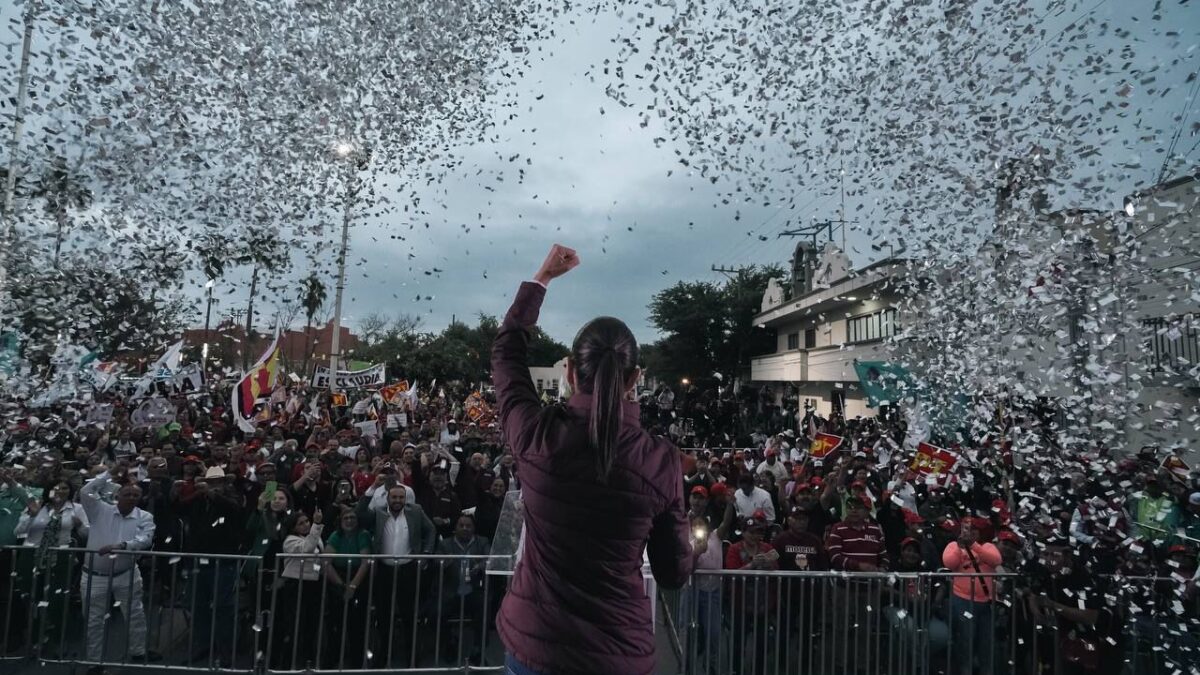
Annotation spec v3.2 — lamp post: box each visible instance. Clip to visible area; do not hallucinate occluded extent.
[328,141,359,394]
[201,279,215,372]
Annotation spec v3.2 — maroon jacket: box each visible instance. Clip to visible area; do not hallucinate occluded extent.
[492,282,694,675]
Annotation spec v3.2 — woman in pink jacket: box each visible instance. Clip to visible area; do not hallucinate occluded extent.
[942,516,1001,675]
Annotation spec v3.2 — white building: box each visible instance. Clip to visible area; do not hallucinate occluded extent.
[750,241,908,419]
[528,356,568,397]
[1122,171,1200,453]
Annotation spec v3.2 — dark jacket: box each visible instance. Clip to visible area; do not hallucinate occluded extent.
[355,497,436,557]
[491,282,694,675]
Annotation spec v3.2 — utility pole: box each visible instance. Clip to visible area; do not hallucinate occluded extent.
[1,0,40,324]
[839,158,847,251]
[710,264,752,280]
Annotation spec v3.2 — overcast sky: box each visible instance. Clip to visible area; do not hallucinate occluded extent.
[3,1,1197,351]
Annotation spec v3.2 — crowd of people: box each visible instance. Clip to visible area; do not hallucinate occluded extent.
[0,377,1198,674]
[0,383,515,673]
[673,402,1200,675]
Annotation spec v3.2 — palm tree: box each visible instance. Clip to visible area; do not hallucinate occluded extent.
[30,155,93,268]
[299,273,327,376]
[236,231,287,371]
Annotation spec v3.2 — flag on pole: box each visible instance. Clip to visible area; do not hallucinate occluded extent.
[132,340,184,399]
[173,363,205,394]
[910,442,960,486]
[808,432,844,459]
[231,333,281,433]
[853,360,915,407]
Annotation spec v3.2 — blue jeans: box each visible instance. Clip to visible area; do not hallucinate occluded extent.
[505,653,549,675]
[949,595,994,675]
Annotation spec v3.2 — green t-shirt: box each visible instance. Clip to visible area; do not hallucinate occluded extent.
[327,529,372,577]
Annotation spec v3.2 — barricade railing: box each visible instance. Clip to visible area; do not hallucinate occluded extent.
[664,569,1200,675]
[0,545,513,673]
[4,545,1197,675]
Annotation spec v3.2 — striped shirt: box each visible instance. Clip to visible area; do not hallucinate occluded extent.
[825,520,888,571]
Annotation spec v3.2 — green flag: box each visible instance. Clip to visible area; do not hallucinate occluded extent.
[0,332,20,376]
[853,360,915,407]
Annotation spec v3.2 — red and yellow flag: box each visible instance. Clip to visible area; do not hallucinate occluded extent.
[232,333,281,433]
[808,432,844,459]
[910,442,960,485]
[380,380,410,405]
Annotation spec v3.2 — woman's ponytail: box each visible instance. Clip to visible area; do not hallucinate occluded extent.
[571,317,638,484]
[589,350,624,483]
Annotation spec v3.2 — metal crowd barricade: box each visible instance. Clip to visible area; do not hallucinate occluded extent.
[267,551,510,673]
[0,544,515,673]
[669,569,1021,675]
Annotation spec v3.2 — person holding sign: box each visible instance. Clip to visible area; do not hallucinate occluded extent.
[491,244,695,675]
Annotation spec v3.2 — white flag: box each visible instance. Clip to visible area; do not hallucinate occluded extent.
[133,340,184,399]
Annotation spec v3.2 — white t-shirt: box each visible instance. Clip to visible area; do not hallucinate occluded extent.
[733,486,775,522]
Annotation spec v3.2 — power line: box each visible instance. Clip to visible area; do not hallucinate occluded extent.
[1156,71,1200,186]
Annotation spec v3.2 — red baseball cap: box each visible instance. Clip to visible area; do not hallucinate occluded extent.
[901,509,925,526]
[900,536,919,550]
[939,518,959,532]
[765,449,777,457]
[997,530,1021,545]
[709,483,730,498]
[690,485,709,498]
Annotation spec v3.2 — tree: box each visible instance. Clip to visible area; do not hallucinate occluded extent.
[29,155,92,268]
[646,265,782,387]
[299,273,327,376]
[235,231,289,370]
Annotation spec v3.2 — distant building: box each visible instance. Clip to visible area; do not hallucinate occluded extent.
[528,357,568,398]
[183,320,359,376]
[750,241,908,419]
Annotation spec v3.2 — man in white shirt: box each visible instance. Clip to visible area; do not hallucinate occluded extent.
[79,468,157,670]
[357,484,435,653]
[439,419,462,446]
[733,473,776,523]
[755,449,789,484]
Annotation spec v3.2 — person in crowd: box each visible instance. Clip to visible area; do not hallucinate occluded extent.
[685,455,716,493]
[356,484,436,664]
[439,418,462,447]
[1131,474,1179,544]
[325,507,373,669]
[475,476,508,542]
[826,494,888,572]
[685,510,725,673]
[271,509,327,670]
[943,516,1001,675]
[773,506,827,572]
[1024,538,1124,675]
[14,480,89,654]
[245,485,292,593]
[755,448,788,484]
[455,452,488,510]
[0,466,36,648]
[733,472,775,523]
[434,513,491,665]
[185,466,246,666]
[79,465,157,673]
[415,465,462,541]
[491,245,695,675]
[724,512,777,675]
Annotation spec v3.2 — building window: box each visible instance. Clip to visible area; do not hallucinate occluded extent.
[831,390,845,418]
[536,379,544,391]
[847,308,898,344]
[804,328,816,349]
[787,332,800,350]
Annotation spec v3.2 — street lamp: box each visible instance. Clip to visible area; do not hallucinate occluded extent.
[681,378,690,385]
[201,279,215,370]
[327,141,363,394]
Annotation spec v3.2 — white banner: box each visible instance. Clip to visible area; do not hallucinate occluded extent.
[311,364,386,389]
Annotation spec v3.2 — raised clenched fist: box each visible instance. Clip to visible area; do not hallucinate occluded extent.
[533,244,580,286]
